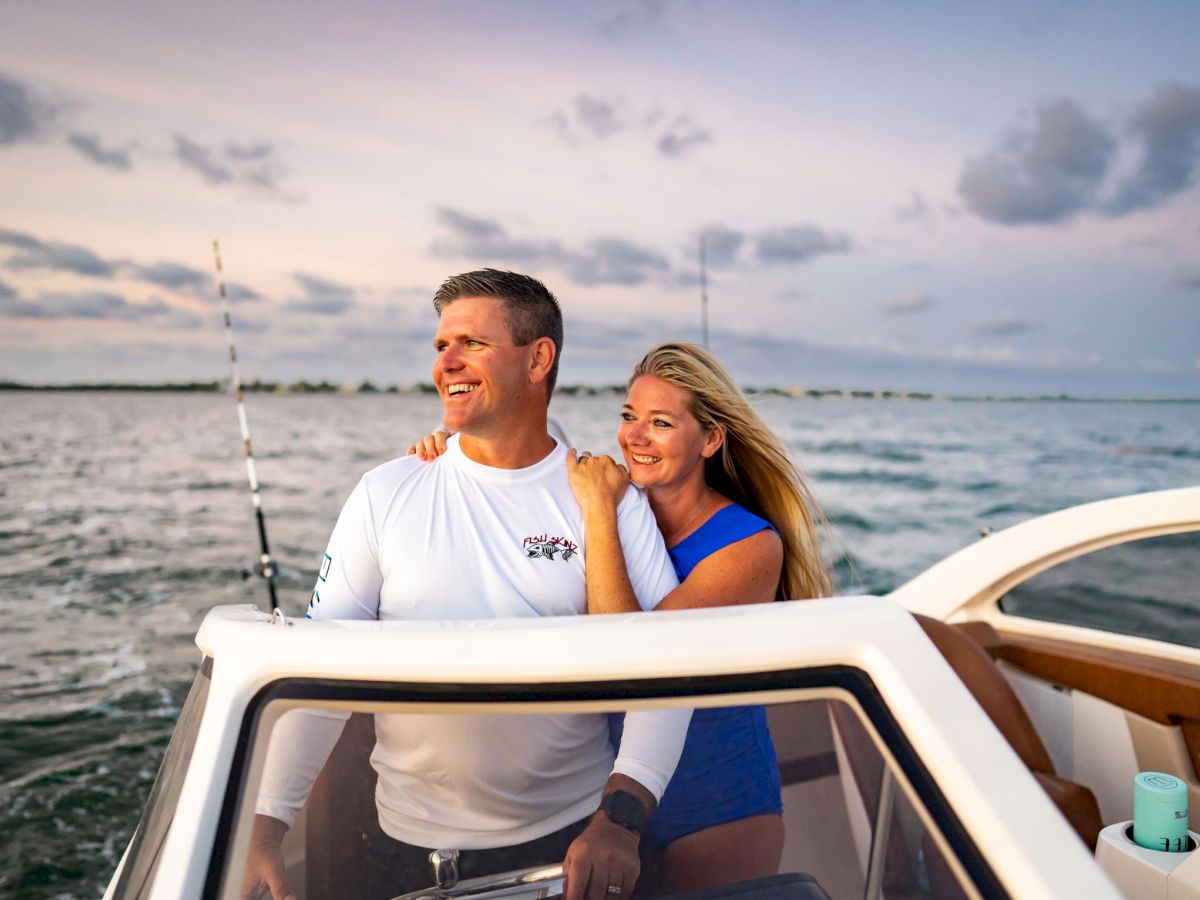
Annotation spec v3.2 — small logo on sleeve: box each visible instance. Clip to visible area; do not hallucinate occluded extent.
[523,534,579,562]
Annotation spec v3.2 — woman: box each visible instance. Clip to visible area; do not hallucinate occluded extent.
[409,342,831,891]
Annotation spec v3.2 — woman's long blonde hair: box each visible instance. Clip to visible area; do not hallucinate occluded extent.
[630,342,832,601]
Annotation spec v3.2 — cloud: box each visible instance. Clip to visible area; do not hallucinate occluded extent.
[0,73,53,146]
[972,316,1038,337]
[0,227,41,251]
[598,0,675,39]
[885,290,936,315]
[696,225,745,268]
[431,207,564,264]
[284,273,357,314]
[0,226,116,277]
[131,261,208,291]
[174,134,233,184]
[1179,274,1200,291]
[173,133,299,200]
[575,95,628,140]
[959,98,1114,225]
[0,290,178,321]
[1105,83,1200,215]
[544,94,636,146]
[225,141,273,161]
[545,94,711,159]
[756,224,852,264]
[894,190,930,221]
[130,260,261,301]
[224,282,262,302]
[564,237,670,286]
[431,208,672,287]
[0,277,14,299]
[657,116,711,158]
[67,132,133,170]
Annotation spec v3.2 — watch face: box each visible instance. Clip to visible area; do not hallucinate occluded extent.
[603,790,646,830]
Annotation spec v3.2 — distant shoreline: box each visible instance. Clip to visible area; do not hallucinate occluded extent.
[2,379,1197,403]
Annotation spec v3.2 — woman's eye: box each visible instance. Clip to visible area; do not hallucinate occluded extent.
[620,412,635,422]
[653,419,672,428]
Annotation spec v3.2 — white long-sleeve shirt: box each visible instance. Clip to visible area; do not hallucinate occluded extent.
[257,435,688,849]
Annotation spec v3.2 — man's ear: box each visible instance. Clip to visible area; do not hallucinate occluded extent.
[701,424,725,459]
[528,337,556,385]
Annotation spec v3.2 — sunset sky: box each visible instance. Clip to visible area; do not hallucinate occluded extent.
[2,0,1199,395]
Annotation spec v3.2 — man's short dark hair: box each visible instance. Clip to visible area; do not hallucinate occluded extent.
[433,269,564,396]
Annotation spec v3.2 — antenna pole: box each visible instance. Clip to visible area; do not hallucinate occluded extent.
[212,240,279,611]
[699,234,709,349]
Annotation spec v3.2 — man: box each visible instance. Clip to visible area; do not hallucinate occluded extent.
[242,269,686,900]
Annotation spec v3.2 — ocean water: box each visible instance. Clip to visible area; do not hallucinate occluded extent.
[1,391,1198,898]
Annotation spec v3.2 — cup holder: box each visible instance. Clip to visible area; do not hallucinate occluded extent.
[1124,823,1197,853]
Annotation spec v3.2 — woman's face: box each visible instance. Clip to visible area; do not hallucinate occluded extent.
[617,375,722,490]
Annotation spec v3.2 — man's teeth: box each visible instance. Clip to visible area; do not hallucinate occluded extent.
[448,384,478,395]
[632,454,661,464]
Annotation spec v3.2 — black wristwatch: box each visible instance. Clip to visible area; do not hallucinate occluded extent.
[599,790,647,834]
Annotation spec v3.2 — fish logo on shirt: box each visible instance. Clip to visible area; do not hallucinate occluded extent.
[523,534,578,562]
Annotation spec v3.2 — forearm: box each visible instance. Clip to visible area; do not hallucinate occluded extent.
[614,706,690,800]
[583,504,642,614]
[255,708,348,826]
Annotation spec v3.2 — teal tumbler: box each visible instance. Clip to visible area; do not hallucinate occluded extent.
[1133,771,1189,852]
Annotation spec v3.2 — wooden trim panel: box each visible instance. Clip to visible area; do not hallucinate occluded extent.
[955,621,1200,780]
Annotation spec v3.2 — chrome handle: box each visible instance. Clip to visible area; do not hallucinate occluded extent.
[429,848,460,889]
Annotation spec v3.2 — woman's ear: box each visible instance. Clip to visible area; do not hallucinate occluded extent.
[701,423,725,459]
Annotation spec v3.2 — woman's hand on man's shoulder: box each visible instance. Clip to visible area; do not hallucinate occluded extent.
[405,430,450,461]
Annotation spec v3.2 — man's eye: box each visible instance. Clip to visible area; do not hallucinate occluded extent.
[465,340,481,348]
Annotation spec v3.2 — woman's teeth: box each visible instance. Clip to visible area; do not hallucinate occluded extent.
[631,454,661,464]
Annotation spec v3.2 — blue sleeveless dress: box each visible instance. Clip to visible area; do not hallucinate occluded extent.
[612,503,783,847]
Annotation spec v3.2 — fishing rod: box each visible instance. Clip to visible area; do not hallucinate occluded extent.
[212,240,279,611]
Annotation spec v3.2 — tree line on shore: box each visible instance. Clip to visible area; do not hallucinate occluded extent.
[0,378,940,399]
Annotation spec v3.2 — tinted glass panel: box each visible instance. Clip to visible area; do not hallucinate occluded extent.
[225,694,981,900]
[999,532,1200,648]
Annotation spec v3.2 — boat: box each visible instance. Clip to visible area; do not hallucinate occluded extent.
[103,487,1200,899]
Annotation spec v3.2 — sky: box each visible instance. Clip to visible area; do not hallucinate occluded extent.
[1,0,1198,396]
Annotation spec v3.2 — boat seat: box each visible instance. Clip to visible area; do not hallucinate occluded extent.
[827,616,1103,898]
[304,712,378,900]
[913,615,1102,850]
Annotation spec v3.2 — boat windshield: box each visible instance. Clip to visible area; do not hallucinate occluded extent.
[206,670,996,900]
[111,656,212,900]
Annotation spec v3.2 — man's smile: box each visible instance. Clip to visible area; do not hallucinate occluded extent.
[447,383,479,396]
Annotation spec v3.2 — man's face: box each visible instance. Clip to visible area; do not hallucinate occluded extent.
[432,297,533,436]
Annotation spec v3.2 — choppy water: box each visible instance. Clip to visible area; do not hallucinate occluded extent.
[2,391,1198,898]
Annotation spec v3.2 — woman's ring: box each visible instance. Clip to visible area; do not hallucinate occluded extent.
[607,887,622,895]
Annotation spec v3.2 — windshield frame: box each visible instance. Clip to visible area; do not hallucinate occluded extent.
[112,655,213,900]
[206,664,1007,899]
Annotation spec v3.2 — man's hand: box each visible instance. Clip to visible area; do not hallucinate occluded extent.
[240,814,296,900]
[562,814,641,900]
[564,776,655,900]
